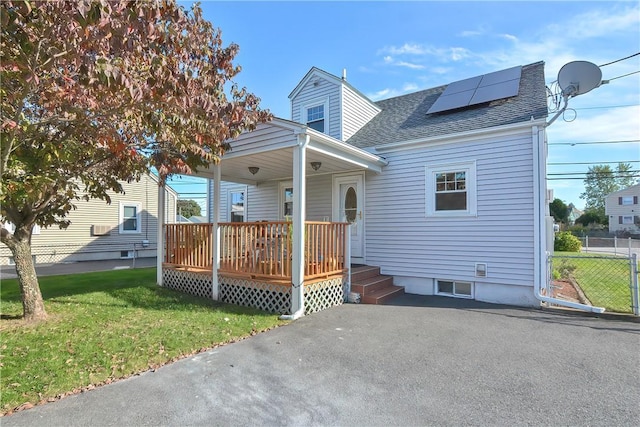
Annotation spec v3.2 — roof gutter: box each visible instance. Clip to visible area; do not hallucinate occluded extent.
[531,124,605,313]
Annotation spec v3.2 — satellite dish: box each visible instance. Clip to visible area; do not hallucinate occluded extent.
[557,61,602,97]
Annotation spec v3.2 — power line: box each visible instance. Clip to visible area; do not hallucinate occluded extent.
[547,175,640,180]
[548,170,640,176]
[548,161,640,165]
[549,139,639,146]
[570,104,638,111]
[599,52,640,67]
[606,70,640,81]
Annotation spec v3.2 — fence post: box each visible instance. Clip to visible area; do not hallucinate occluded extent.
[629,237,632,258]
[614,235,617,255]
[585,236,589,253]
[631,253,639,316]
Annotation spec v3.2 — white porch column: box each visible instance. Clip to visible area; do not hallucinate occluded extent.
[289,133,309,318]
[211,164,221,300]
[156,183,165,287]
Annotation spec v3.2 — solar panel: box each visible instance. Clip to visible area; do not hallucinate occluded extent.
[427,66,522,114]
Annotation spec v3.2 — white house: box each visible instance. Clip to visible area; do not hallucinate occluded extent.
[605,184,640,234]
[161,61,574,316]
[1,173,178,265]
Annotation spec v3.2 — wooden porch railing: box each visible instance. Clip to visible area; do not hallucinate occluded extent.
[164,221,348,281]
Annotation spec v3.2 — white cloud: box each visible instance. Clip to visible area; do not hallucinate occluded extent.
[395,61,425,70]
[450,47,470,61]
[403,82,418,92]
[379,43,429,56]
[500,33,518,42]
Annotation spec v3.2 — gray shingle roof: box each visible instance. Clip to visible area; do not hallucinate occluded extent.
[346,62,548,148]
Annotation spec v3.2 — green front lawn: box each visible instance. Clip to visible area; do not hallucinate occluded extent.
[0,268,286,413]
[554,252,637,313]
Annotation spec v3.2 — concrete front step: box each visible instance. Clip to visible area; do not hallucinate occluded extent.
[350,265,405,305]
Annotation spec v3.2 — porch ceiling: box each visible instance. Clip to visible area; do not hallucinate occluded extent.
[191,118,387,185]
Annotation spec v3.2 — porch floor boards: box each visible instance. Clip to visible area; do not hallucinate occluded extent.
[351,265,405,304]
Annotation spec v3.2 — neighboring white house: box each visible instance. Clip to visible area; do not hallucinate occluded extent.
[1,173,178,265]
[190,62,553,308]
[605,184,640,234]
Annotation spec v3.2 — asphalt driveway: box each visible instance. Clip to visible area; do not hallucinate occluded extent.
[3,296,639,426]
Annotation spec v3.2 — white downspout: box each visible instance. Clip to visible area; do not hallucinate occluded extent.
[211,165,221,301]
[280,133,309,320]
[532,125,605,313]
[156,183,165,287]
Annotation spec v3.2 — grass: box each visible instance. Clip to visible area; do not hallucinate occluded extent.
[0,268,287,413]
[554,252,637,313]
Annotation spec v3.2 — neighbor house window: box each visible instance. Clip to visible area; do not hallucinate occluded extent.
[621,216,634,225]
[426,161,477,216]
[620,196,637,205]
[119,202,141,233]
[229,190,245,222]
[436,280,473,298]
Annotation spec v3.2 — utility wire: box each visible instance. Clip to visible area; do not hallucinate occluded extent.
[548,169,639,175]
[570,104,638,110]
[548,161,640,165]
[606,70,640,81]
[549,139,639,145]
[599,52,640,67]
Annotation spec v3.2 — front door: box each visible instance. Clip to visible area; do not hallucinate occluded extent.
[333,174,364,259]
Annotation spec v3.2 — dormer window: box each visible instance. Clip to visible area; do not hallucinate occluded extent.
[306,105,324,132]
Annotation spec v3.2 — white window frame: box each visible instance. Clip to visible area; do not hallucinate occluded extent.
[119,202,142,234]
[228,187,247,223]
[622,215,634,224]
[279,181,294,220]
[621,196,634,205]
[2,222,40,235]
[301,96,329,134]
[425,161,477,217]
[435,279,474,299]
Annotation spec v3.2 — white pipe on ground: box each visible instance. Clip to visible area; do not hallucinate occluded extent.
[531,125,605,314]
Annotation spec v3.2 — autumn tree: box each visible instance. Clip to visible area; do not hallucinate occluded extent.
[0,1,271,321]
[177,199,202,218]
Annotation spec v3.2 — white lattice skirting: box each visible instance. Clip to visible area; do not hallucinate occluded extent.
[163,269,213,299]
[162,268,344,315]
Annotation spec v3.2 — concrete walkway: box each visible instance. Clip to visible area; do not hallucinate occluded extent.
[3,296,639,426]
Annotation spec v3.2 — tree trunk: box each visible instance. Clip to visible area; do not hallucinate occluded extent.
[8,237,47,321]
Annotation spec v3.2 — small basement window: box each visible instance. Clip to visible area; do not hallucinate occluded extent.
[120,250,134,259]
[436,280,473,298]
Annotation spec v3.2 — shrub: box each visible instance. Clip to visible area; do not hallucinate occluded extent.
[554,231,582,252]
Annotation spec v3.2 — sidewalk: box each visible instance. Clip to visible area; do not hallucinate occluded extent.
[0,257,157,280]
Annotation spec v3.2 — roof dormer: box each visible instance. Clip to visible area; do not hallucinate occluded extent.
[289,67,381,142]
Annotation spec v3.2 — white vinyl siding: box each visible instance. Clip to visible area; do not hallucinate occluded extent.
[341,85,380,141]
[365,130,536,288]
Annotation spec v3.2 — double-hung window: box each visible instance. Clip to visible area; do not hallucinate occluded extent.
[119,202,141,233]
[426,161,477,216]
[306,105,324,132]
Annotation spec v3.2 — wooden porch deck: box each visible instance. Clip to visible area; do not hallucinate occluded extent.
[163,221,349,284]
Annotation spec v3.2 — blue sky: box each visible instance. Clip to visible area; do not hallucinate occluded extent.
[170,0,640,214]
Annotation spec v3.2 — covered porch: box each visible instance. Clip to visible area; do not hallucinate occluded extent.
[156,118,387,316]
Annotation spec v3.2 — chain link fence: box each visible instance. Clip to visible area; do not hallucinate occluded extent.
[1,241,157,265]
[548,253,639,315]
